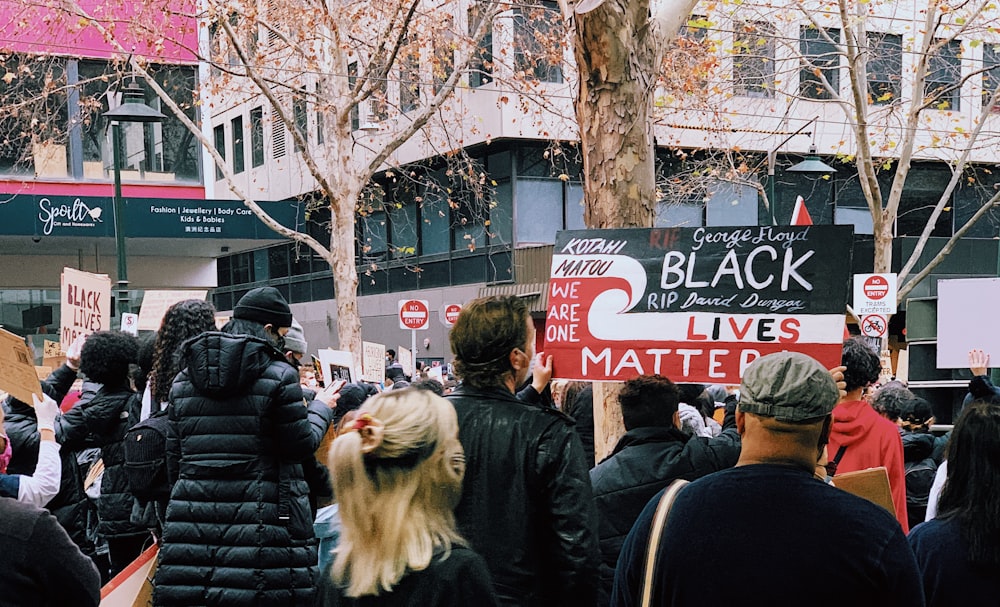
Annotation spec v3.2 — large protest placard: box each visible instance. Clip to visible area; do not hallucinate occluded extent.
[361,341,386,384]
[0,328,43,404]
[61,267,111,353]
[318,348,354,384]
[544,226,854,383]
[137,290,208,331]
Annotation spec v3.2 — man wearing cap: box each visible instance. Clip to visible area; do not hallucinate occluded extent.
[154,287,336,606]
[283,319,308,367]
[611,352,923,607]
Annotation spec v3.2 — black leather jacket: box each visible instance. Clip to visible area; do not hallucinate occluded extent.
[448,386,600,607]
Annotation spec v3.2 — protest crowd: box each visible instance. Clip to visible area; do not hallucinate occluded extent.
[0,289,997,606]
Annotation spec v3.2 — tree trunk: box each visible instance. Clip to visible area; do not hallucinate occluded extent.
[329,193,363,362]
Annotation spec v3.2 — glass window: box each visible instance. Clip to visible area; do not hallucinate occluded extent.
[217,255,232,287]
[433,17,455,94]
[733,21,775,98]
[400,36,420,112]
[705,180,758,226]
[421,178,451,255]
[360,210,388,262]
[231,115,245,174]
[656,202,703,228]
[213,124,225,180]
[513,0,563,83]
[982,43,1000,110]
[290,245,313,276]
[895,167,953,237]
[388,201,417,259]
[315,80,325,145]
[250,106,264,167]
[268,244,290,278]
[565,182,585,230]
[800,27,841,100]
[231,252,253,284]
[348,62,360,131]
[468,3,493,87]
[293,90,307,151]
[491,180,514,245]
[867,33,902,105]
[515,178,563,244]
[926,39,962,111]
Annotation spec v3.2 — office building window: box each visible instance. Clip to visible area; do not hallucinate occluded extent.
[213,124,225,179]
[984,44,1000,110]
[513,0,563,83]
[231,115,244,174]
[733,21,775,98]
[800,26,841,99]
[926,39,962,110]
[468,3,493,87]
[867,33,902,104]
[250,106,264,167]
[293,90,307,151]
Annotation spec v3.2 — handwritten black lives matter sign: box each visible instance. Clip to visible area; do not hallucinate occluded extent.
[543,226,854,383]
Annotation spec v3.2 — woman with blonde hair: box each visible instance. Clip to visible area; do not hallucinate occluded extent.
[318,388,498,606]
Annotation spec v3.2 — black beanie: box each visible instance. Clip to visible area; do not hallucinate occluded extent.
[233,287,293,328]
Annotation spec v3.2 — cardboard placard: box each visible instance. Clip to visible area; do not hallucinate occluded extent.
[833,466,896,518]
[137,290,208,331]
[544,226,854,383]
[936,277,1000,368]
[0,327,43,405]
[60,267,111,353]
[317,348,354,385]
[100,543,157,606]
[361,341,386,384]
[43,340,62,357]
[397,347,413,378]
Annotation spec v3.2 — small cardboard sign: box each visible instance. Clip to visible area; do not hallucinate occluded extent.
[137,290,208,331]
[0,327,43,405]
[398,347,413,378]
[120,313,139,336]
[317,348,354,384]
[43,340,62,358]
[361,341,386,384]
[60,267,111,353]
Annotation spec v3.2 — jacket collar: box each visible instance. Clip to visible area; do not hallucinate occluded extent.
[610,426,689,456]
[449,384,521,404]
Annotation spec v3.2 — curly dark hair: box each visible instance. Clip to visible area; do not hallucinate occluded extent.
[150,299,217,404]
[841,337,881,393]
[449,296,530,390]
[619,375,680,430]
[79,331,139,386]
[870,381,912,422]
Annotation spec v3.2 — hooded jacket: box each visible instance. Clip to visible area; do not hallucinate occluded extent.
[447,385,600,607]
[154,332,323,607]
[828,399,909,532]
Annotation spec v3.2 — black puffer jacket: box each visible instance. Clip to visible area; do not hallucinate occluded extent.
[3,364,93,556]
[58,383,146,539]
[448,386,600,607]
[154,332,322,607]
[589,410,740,605]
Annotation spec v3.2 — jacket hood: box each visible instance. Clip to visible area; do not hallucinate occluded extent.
[901,431,935,461]
[831,399,883,448]
[181,332,285,397]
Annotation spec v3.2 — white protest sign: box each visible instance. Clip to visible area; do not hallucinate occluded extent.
[121,313,139,336]
[60,267,111,353]
[937,277,1000,368]
[361,341,386,384]
[137,290,208,331]
[318,348,354,385]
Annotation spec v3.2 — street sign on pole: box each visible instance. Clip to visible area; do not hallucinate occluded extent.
[440,303,462,327]
[398,299,430,331]
[853,273,897,315]
[860,314,887,338]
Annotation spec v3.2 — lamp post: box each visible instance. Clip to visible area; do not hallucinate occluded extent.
[765,118,837,225]
[102,81,165,317]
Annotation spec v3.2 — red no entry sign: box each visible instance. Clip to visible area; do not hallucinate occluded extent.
[398,299,429,330]
[863,276,889,300]
[442,303,462,327]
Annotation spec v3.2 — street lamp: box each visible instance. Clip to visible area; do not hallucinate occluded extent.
[766,125,837,225]
[102,81,165,317]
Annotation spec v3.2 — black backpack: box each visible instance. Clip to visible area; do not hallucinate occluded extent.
[904,456,937,529]
[123,409,171,502]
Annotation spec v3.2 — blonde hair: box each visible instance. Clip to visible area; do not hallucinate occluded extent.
[329,388,465,597]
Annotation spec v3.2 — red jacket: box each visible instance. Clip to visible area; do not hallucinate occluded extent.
[828,399,909,533]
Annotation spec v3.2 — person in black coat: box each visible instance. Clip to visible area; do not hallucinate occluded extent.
[57,330,148,576]
[447,296,600,607]
[154,287,334,607]
[589,375,741,605]
[0,495,101,606]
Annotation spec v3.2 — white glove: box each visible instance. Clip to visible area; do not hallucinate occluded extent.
[32,393,59,433]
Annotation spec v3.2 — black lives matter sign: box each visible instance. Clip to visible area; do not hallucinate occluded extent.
[544,225,854,383]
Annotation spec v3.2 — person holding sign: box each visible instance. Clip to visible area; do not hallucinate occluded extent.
[447,295,599,607]
[0,393,62,507]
